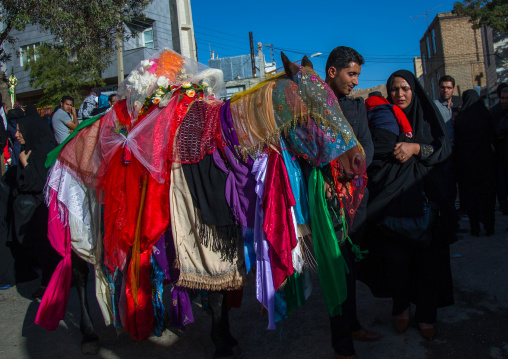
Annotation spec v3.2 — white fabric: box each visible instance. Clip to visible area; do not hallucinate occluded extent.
[290,207,304,274]
[45,159,114,325]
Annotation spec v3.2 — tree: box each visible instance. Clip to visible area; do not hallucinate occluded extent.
[24,43,104,106]
[453,0,508,33]
[1,0,153,74]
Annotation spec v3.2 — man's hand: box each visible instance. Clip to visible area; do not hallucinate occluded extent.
[324,180,346,200]
[71,106,77,117]
[19,150,31,167]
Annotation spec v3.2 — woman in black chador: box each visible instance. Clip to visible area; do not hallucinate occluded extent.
[454,90,496,236]
[13,111,60,298]
[359,70,457,341]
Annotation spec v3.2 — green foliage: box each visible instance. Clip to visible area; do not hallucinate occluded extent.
[453,0,508,33]
[1,0,153,107]
[1,0,153,79]
[24,43,105,107]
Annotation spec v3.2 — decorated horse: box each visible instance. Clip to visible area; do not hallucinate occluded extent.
[36,48,367,358]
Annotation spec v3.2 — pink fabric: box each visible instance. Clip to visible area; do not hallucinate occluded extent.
[262,152,297,290]
[35,190,72,331]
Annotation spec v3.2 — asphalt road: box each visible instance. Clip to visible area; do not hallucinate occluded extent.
[1,212,507,359]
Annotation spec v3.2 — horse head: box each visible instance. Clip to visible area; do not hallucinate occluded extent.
[279,52,365,179]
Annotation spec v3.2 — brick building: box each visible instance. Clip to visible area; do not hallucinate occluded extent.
[419,12,488,101]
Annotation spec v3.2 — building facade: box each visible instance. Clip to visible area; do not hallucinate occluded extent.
[2,0,196,104]
[419,12,488,101]
[208,54,263,100]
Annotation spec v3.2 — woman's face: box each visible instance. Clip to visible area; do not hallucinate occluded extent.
[15,124,25,145]
[390,76,413,110]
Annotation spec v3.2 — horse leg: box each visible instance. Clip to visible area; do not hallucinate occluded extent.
[72,251,100,355]
[208,290,241,359]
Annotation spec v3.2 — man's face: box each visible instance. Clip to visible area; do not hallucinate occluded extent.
[109,95,117,106]
[501,91,508,111]
[326,62,361,97]
[439,81,454,101]
[61,99,73,113]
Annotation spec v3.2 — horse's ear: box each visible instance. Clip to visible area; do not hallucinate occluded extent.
[281,52,300,79]
[301,55,313,69]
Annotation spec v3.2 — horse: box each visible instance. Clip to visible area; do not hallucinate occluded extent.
[39,50,366,359]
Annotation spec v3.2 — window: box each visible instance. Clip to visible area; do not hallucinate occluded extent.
[430,77,436,100]
[431,30,437,54]
[426,37,431,59]
[422,56,426,75]
[126,19,155,49]
[142,28,154,49]
[19,43,40,67]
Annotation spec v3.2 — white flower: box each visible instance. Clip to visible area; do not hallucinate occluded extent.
[156,89,165,96]
[157,76,170,88]
[182,82,192,89]
[202,81,209,88]
[186,89,196,98]
[140,59,154,70]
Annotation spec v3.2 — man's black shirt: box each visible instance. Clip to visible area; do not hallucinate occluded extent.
[338,96,374,167]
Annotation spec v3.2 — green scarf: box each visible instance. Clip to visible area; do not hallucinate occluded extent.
[45,113,103,168]
[284,271,306,316]
[309,167,348,317]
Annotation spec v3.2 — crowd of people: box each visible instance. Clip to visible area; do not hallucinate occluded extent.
[0,45,507,359]
[0,91,116,297]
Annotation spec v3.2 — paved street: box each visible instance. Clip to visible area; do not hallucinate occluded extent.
[1,212,508,359]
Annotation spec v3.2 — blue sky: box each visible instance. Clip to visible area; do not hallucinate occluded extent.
[191,0,460,90]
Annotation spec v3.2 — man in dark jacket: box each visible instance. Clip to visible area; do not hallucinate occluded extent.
[324,46,376,359]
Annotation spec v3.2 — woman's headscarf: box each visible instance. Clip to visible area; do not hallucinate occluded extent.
[16,116,55,192]
[454,89,494,177]
[24,104,40,119]
[460,89,480,111]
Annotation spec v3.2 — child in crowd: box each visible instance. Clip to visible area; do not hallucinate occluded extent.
[365,94,413,140]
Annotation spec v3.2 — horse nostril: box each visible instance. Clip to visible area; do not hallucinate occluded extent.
[352,154,363,173]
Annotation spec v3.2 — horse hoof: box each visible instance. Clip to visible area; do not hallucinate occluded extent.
[81,333,100,355]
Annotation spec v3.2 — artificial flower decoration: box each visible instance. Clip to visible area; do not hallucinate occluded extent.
[157,76,170,88]
[186,89,196,98]
[140,59,154,69]
[182,82,192,89]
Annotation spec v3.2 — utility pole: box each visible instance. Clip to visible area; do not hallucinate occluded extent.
[257,42,265,78]
[116,19,124,86]
[410,5,443,26]
[249,32,256,77]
